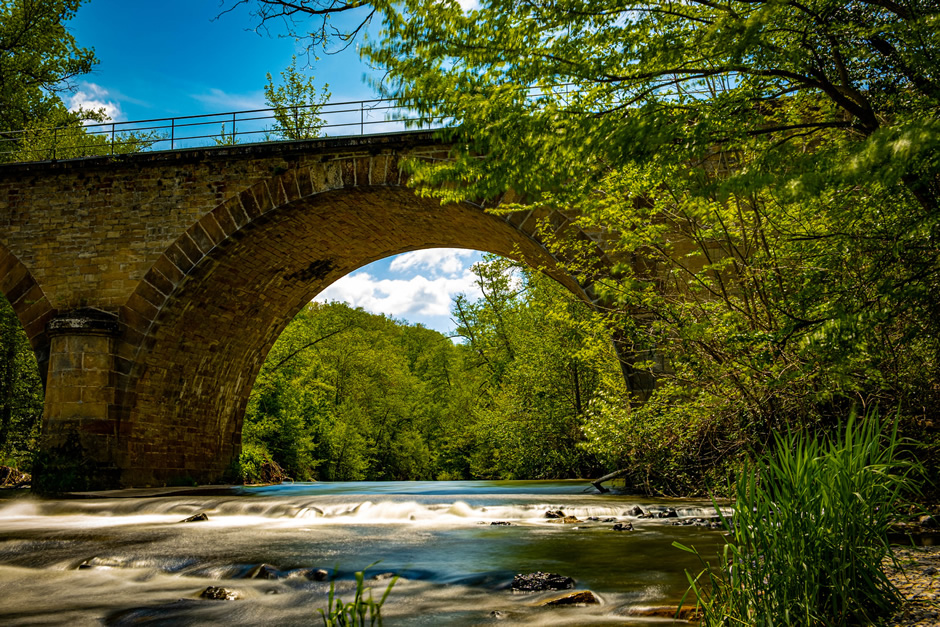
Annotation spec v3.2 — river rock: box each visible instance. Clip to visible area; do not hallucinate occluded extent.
[548,516,581,524]
[490,521,512,526]
[539,590,599,606]
[200,586,238,601]
[0,466,30,488]
[288,567,329,581]
[658,508,679,519]
[489,610,507,619]
[612,522,633,531]
[623,505,645,517]
[246,563,281,579]
[919,514,938,529]
[511,572,575,592]
[179,513,208,523]
[544,510,565,519]
[627,606,702,620]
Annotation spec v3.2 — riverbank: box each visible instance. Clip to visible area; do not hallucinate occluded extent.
[887,546,940,627]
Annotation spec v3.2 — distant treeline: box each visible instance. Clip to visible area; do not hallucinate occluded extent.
[242,256,623,483]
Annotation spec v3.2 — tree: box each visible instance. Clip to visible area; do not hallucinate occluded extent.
[236,0,940,491]
[0,0,96,133]
[0,295,43,468]
[452,256,622,479]
[264,55,331,140]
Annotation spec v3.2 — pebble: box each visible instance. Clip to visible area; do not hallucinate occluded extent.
[885,546,940,627]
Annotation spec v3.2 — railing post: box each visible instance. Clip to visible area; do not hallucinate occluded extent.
[111,123,115,156]
[232,112,237,143]
[361,101,365,135]
[52,126,57,161]
[171,118,175,150]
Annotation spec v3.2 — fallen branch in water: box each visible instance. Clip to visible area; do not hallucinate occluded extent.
[591,468,630,493]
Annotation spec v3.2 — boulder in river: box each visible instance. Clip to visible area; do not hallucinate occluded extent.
[490,521,512,526]
[511,572,575,592]
[0,466,30,488]
[623,505,645,517]
[612,522,633,531]
[179,513,208,523]
[246,563,281,579]
[547,516,581,524]
[200,586,238,601]
[539,590,599,606]
[658,508,679,519]
[544,510,565,519]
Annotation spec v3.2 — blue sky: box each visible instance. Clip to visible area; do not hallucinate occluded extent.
[68,0,483,334]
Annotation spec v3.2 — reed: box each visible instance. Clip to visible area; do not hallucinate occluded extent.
[318,563,398,627]
[676,411,920,626]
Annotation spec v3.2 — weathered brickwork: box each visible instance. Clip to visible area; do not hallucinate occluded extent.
[0,132,613,489]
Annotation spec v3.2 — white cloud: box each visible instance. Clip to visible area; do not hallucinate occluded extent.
[192,88,266,112]
[68,82,124,121]
[314,270,481,318]
[389,248,476,277]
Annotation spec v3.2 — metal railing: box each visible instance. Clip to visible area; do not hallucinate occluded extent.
[0,97,445,163]
[0,81,722,164]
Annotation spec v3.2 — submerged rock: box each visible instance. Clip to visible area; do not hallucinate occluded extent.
[288,567,329,581]
[547,516,581,524]
[200,586,238,601]
[539,590,599,606]
[612,522,633,531]
[179,513,208,523]
[626,606,702,621]
[245,563,281,579]
[511,572,575,592]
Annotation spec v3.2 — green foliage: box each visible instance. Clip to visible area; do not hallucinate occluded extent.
[676,412,920,626]
[0,294,43,471]
[7,106,163,161]
[350,0,940,492]
[0,0,96,134]
[244,301,474,481]
[242,259,622,483]
[318,564,397,627]
[453,256,623,479]
[264,55,330,140]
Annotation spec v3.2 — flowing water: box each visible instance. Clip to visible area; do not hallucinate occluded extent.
[0,481,730,625]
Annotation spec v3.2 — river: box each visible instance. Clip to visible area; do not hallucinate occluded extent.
[0,480,730,625]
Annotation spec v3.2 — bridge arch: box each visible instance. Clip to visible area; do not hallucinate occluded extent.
[0,240,54,381]
[111,160,610,486]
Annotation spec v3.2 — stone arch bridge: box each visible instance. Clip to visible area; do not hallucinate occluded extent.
[0,131,646,490]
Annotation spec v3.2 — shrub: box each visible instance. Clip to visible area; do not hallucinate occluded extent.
[677,411,920,626]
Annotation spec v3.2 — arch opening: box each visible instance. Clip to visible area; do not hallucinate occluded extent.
[240,247,625,483]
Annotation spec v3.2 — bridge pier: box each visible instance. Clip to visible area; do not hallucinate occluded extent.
[35,308,123,491]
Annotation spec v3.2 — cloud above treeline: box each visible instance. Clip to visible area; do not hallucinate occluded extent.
[314,248,482,321]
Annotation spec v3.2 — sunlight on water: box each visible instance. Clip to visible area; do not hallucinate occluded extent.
[0,481,730,625]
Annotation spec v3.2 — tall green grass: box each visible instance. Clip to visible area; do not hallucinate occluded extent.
[318,564,398,627]
[677,412,920,626]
